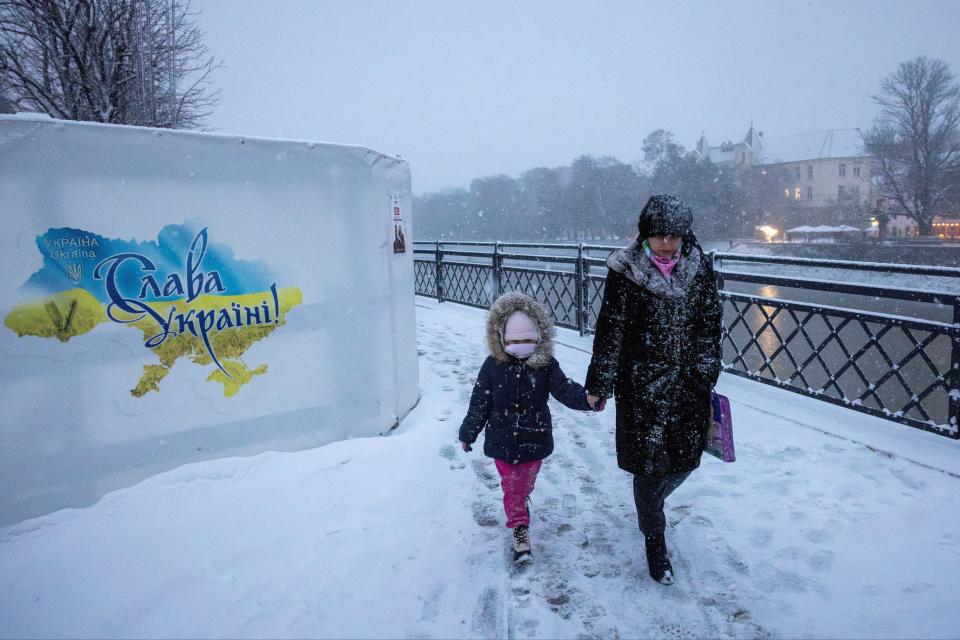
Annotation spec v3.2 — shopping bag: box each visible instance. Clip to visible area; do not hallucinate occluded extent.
[704,391,735,462]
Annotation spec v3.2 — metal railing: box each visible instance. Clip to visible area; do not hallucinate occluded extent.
[413,240,960,439]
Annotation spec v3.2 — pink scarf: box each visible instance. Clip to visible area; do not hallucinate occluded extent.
[649,250,680,280]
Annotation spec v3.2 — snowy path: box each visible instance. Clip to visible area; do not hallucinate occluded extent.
[2,297,960,638]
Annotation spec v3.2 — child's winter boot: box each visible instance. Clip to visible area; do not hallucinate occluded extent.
[645,532,674,585]
[512,525,532,562]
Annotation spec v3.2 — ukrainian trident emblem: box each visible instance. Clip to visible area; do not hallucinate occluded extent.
[67,263,83,283]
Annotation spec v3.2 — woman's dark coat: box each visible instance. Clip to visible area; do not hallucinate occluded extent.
[459,292,592,464]
[586,242,722,478]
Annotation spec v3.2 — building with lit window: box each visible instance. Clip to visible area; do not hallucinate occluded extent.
[694,126,875,226]
[863,214,917,239]
[862,214,960,240]
[931,216,960,239]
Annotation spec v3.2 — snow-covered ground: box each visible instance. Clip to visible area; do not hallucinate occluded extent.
[2,297,960,639]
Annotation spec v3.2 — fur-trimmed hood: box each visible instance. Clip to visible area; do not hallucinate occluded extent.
[606,240,704,299]
[486,292,556,368]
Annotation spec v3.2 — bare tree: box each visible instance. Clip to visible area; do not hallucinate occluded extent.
[641,129,682,168]
[0,0,220,129]
[863,56,960,235]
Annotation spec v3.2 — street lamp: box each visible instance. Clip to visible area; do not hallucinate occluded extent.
[756,225,779,242]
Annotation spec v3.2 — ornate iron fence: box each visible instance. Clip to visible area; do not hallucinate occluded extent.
[414,240,960,439]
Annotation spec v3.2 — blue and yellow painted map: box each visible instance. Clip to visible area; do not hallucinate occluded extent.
[4,223,302,397]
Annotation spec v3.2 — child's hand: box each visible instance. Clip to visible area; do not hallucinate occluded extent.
[587,394,606,412]
[461,441,472,452]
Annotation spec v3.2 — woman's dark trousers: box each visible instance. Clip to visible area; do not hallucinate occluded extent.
[632,471,691,539]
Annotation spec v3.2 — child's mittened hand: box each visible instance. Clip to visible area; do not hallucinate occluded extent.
[461,441,472,452]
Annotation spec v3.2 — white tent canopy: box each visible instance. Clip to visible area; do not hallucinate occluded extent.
[788,225,862,234]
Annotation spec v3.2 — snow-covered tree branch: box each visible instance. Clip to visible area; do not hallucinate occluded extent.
[0,0,221,129]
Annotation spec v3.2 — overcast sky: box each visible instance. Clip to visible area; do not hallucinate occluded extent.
[194,0,960,194]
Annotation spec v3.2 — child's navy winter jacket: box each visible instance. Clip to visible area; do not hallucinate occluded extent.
[458,292,591,464]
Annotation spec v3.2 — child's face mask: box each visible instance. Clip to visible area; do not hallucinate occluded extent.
[505,341,537,358]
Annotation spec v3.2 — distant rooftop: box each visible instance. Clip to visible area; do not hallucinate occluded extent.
[695,126,867,166]
[758,129,866,164]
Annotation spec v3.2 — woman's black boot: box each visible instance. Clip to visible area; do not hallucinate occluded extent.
[645,532,674,585]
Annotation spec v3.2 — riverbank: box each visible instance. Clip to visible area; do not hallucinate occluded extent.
[730,240,960,269]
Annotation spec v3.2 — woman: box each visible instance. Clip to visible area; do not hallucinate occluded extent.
[586,194,722,585]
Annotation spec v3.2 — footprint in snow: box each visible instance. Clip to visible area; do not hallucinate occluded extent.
[583,520,611,544]
[774,546,803,561]
[902,582,934,594]
[417,584,445,623]
[718,541,750,575]
[655,621,700,640]
[755,508,776,522]
[668,503,692,528]
[543,574,592,622]
[752,561,806,594]
[938,533,958,547]
[779,445,804,457]
[802,527,833,545]
[471,459,500,490]
[806,549,835,571]
[689,514,715,528]
[471,500,499,528]
[803,526,837,543]
[692,486,725,498]
[438,444,456,460]
[579,558,622,579]
[749,527,774,548]
[890,467,927,491]
[470,588,502,637]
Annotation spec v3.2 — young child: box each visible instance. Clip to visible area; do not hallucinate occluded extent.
[459,291,598,562]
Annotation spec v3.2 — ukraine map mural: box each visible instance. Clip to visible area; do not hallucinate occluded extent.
[4,223,302,397]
